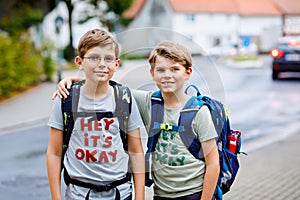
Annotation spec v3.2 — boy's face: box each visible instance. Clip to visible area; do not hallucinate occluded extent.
[75,45,120,83]
[150,55,192,94]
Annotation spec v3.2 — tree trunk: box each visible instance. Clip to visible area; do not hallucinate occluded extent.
[65,0,75,61]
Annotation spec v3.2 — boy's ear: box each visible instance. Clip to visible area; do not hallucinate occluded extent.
[114,59,121,71]
[185,67,192,80]
[186,67,192,75]
[75,56,83,69]
[150,68,154,78]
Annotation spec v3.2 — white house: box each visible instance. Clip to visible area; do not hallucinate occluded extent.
[121,0,300,55]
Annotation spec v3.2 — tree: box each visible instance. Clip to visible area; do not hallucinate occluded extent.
[0,0,56,36]
[61,0,134,61]
[77,0,133,30]
[60,0,75,61]
[102,0,134,30]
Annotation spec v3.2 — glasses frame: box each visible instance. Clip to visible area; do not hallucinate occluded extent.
[83,55,117,65]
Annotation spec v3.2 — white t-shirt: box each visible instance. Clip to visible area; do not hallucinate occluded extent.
[48,86,142,200]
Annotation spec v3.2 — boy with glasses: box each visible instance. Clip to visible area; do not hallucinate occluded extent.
[47,28,145,200]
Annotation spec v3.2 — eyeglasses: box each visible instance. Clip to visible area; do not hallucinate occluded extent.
[83,55,116,65]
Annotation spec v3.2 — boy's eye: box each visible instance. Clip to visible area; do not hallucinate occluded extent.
[104,55,114,61]
[83,55,116,64]
[91,57,99,61]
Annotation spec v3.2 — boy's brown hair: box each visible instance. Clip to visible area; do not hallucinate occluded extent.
[148,41,192,70]
[77,28,119,58]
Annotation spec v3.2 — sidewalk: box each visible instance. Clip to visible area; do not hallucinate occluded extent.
[0,68,300,199]
[0,82,56,135]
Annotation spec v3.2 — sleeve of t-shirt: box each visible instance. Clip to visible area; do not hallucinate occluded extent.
[131,89,153,132]
[192,105,218,142]
[48,97,63,131]
[127,94,144,132]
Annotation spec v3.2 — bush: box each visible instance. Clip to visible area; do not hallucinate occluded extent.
[120,52,147,60]
[0,34,54,98]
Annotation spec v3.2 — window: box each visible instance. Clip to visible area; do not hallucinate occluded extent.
[185,14,195,22]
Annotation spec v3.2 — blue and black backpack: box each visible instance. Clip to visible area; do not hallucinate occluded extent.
[145,84,242,200]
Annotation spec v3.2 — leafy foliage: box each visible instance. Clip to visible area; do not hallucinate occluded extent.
[0,4,43,36]
[0,0,55,99]
[61,0,134,61]
[0,34,54,98]
[75,0,134,30]
[105,0,134,16]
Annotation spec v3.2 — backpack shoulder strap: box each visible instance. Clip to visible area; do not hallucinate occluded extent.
[148,90,164,152]
[61,84,81,152]
[145,90,164,187]
[61,83,81,177]
[111,81,132,152]
[178,96,205,160]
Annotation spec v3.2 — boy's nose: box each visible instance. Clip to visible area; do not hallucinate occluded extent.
[163,70,172,77]
[99,58,106,65]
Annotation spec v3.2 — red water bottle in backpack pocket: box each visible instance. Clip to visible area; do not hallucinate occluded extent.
[227,131,241,153]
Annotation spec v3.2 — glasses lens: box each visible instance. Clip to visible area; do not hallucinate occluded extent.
[104,55,115,63]
[84,56,115,65]
[91,57,98,62]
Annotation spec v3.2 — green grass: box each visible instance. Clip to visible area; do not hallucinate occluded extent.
[120,53,147,60]
[234,55,258,62]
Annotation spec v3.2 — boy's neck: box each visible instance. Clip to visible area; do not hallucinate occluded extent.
[81,81,110,99]
[162,91,189,109]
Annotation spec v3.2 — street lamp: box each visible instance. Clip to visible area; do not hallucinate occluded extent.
[55,15,64,82]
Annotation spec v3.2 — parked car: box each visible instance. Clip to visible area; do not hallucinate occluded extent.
[270,37,300,80]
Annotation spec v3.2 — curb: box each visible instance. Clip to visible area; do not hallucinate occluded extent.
[0,116,49,135]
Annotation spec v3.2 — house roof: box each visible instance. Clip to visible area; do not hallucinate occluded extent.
[273,0,300,15]
[123,0,300,19]
[169,0,238,14]
[236,0,281,16]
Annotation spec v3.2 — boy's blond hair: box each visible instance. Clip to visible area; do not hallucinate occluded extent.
[77,28,119,58]
[148,41,192,70]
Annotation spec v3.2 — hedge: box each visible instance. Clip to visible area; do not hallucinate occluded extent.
[0,34,54,98]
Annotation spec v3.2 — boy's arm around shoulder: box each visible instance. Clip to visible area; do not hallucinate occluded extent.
[131,89,153,130]
[52,76,83,99]
[46,127,64,200]
[127,127,145,200]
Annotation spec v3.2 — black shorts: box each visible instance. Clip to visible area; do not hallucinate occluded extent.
[153,191,202,200]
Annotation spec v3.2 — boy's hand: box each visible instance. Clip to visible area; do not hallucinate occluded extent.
[51,78,73,100]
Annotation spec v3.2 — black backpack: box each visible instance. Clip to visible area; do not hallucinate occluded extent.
[60,80,132,173]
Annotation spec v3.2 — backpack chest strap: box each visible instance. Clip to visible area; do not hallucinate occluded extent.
[153,122,185,132]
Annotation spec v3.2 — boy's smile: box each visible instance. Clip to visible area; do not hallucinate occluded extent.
[161,81,175,86]
[93,68,109,76]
